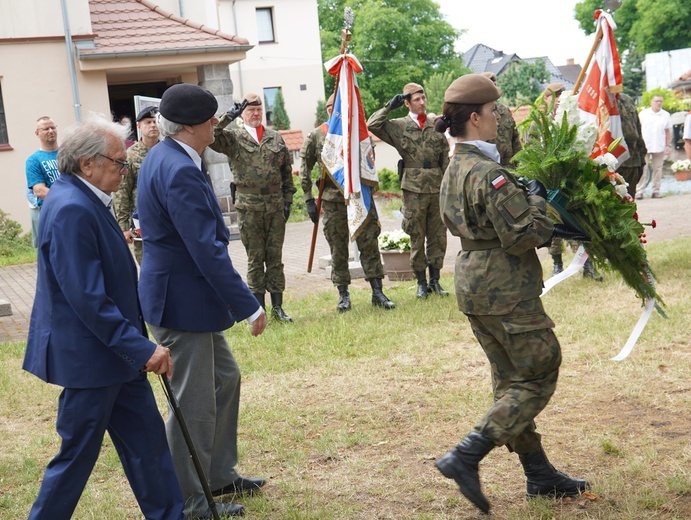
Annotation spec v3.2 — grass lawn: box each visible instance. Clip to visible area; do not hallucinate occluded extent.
[1,238,690,519]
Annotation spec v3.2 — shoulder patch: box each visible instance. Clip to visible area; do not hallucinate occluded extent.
[491,175,507,190]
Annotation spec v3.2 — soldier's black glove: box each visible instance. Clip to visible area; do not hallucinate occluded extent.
[387,94,406,110]
[526,179,547,199]
[283,202,292,222]
[227,100,248,120]
[552,224,589,243]
[305,199,319,224]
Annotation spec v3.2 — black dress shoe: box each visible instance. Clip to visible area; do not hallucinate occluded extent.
[194,502,245,518]
[212,476,266,497]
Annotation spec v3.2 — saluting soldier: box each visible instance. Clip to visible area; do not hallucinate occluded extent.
[114,106,159,264]
[210,94,296,322]
[301,94,395,312]
[368,83,451,299]
[482,72,521,166]
[433,74,589,514]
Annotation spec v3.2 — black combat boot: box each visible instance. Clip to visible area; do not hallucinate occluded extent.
[252,292,265,310]
[428,266,449,296]
[582,258,603,281]
[519,447,590,498]
[435,432,495,514]
[415,270,429,299]
[270,293,293,322]
[551,254,563,276]
[336,284,351,313]
[370,278,395,309]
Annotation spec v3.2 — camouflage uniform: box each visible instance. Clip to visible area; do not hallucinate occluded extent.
[618,92,647,198]
[114,140,151,264]
[487,102,521,167]
[439,143,559,454]
[210,114,296,294]
[300,123,384,284]
[367,108,450,272]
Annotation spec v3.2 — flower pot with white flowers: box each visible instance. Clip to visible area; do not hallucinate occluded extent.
[671,159,691,182]
[378,229,414,281]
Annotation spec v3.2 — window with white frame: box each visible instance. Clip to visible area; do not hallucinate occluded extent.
[256,7,275,43]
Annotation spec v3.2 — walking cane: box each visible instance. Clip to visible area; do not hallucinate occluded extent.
[160,374,220,520]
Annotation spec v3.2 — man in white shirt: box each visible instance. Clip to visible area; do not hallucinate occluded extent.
[683,112,691,160]
[636,95,671,199]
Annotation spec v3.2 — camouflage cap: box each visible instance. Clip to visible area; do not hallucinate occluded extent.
[326,93,335,108]
[481,71,497,83]
[244,93,263,106]
[135,106,158,122]
[544,82,565,97]
[403,83,424,96]
[444,74,501,104]
[159,84,218,125]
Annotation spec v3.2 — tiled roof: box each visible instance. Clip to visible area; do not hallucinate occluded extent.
[80,0,250,57]
[523,56,574,89]
[279,129,304,152]
[463,43,519,75]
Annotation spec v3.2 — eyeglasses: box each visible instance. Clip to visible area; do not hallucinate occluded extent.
[97,153,130,173]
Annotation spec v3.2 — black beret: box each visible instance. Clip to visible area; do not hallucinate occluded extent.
[135,106,158,122]
[159,84,218,125]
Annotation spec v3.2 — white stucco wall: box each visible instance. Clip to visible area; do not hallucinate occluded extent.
[644,48,691,90]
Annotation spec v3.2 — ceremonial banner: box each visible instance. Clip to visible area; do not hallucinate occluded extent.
[577,9,629,167]
[321,53,378,240]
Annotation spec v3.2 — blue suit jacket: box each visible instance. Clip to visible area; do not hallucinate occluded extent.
[23,174,156,388]
[137,137,259,332]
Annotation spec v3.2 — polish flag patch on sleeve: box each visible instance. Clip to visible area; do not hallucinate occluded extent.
[491,175,507,189]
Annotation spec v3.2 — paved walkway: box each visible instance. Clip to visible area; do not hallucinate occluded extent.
[2,193,690,344]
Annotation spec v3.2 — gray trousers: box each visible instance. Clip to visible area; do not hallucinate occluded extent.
[149,326,241,517]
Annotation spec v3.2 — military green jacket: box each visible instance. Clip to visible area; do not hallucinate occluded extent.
[440,143,554,315]
[367,107,449,193]
[487,102,522,167]
[299,123,344,203]
[210,113,296,211]
[114,140,151,232]
[618,93,647,168]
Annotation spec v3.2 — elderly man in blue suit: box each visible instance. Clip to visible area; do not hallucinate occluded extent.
[137,83,268,519]
[23,116,184,519]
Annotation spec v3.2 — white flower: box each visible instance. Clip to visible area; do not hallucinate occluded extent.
[614,183,629,199]
[671,159,691,172]
[378,229,411,252]
[575,123,598,155]
[555,91,580,129]
[594,153,619,172]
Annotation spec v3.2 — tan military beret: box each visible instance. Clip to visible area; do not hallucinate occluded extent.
[244,93,262,106]
[444,74,501,104]
[544,82,565,97]
[403,83,424,96]
[326,93,335,108]
[481,71,497,83]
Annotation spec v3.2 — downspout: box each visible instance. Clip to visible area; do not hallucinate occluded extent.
[232,0,245,98]
[60,0,82,121]
[178,0,185,17]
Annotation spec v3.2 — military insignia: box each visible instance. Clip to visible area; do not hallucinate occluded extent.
[491,175,507,189]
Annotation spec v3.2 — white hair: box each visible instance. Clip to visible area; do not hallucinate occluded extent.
[157,113,185,137]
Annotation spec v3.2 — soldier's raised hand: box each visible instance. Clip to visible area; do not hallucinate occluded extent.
[387,94,406,110]
[227,100,248,120]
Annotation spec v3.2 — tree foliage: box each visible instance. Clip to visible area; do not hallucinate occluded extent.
[314,98,329,127]
[272,89,291,130]
[574,0,691,56]
[496,60,550,107]
[423,71,455,115]
[318,0,468,116]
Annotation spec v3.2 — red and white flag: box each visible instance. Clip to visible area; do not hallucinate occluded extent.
[577,10,629,167]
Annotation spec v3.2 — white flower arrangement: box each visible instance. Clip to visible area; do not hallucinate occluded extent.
[555,90,598,155]
[671,159,691,173]
[378,229,411,252]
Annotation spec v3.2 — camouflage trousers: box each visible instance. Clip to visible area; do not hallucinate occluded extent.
[322,199,384,285]
[237,208,286,293]
[547,237,579,257]
[465,298,562,454]
[401,190,447,271]
[132,238,143,266]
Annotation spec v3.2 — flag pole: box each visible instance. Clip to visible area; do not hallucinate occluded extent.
[307,8,353,272]
[572,25,603,96]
